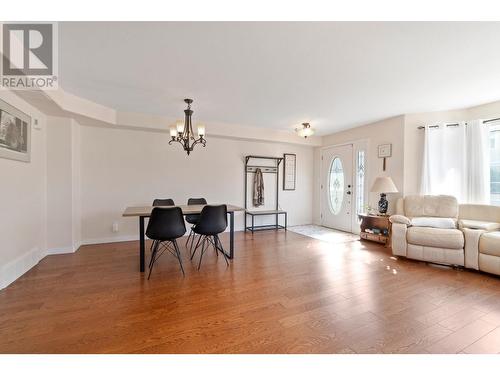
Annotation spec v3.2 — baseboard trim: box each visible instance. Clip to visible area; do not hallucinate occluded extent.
[0,246,44,290]
[1,242,83,290]
[79,235,139,246]
[46,246,77,255]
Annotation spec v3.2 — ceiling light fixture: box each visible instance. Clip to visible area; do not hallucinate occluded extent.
[296,122,314,138]
[169,98,206,155]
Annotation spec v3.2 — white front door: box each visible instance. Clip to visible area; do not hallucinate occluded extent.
[321,144,353,232]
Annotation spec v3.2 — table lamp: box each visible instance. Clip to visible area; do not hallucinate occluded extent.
[370,176,398,215]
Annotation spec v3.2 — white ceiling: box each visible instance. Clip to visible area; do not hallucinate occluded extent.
[59,22,500,135]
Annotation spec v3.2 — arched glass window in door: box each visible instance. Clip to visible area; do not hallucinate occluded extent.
[356,150,365,215]
[328,157,344,215]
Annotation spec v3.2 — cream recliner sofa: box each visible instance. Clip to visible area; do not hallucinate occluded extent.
[390,195,465,266]
[390,195,500,275]
[459,204,500,275]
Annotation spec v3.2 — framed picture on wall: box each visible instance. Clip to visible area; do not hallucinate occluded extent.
[283,153,296,191]
[0,99,31,162]
[378,143,392,158]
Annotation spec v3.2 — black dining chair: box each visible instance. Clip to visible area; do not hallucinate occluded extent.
[190,205,229,270]
[146,207,186,279]
[152,198,175,207]
[149,199,176,256]
[185,198,207,251]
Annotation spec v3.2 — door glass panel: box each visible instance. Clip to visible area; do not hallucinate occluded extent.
[329,157,344,215]
[356,150,365,215]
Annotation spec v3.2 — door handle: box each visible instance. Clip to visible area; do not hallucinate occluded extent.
[346,191,351,195]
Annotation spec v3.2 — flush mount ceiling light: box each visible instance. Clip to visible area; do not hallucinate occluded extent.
[169,98,206,155]
[296,122,315,138]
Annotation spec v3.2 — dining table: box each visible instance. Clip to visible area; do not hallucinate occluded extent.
[122,204,244,272]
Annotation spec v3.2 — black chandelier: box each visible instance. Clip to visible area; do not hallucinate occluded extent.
[169,98,206,155]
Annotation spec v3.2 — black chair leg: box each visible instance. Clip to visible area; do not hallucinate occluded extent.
[191,234,203,260]
[148,241,160,280]
[198,236,208,270]
[189,232,198,253]
[149,240,158,269]
[186,228,193,249]
[214,235,229,266]
[212,235,219,257]
[172,239,185,276]
[148,240,156,268]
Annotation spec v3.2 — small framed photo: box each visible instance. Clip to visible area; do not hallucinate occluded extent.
[0,99,31,163]
[283,153,296,191]
[378,144,392,158]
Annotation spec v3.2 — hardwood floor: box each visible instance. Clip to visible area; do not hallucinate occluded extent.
[1,230,500,353]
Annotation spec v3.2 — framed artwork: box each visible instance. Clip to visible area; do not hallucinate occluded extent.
[378,143,392,171]
[378,144,392,158]
[283,153,296,191]
[0,99,31,162]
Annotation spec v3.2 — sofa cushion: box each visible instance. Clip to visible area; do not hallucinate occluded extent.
[411,217,456,229]
[479,253,500,276]
[404,195,458,219]
[459,219,500,231]
[407,227,464,249]
[479,232,500,257]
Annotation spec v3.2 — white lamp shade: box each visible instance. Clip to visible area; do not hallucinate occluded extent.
[370,176,398,193]
[296,123,315,138]
[297,127,314,138]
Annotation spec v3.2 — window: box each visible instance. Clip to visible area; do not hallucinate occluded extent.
[356,150,365,214]
[328,157,344,215]
[490,123,500,205]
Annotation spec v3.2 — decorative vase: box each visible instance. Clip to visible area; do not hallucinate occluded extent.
[378,193,388,214]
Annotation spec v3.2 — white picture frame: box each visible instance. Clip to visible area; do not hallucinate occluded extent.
[378,143,392,158]
[283,153,296,191]
[0,99,31,163]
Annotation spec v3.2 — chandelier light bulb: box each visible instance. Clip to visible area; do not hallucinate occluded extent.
[197,124,205,137]
[176,120,184,134]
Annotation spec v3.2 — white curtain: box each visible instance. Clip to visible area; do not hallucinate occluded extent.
[466,120,490,204]
[421,123,467,202]
[420,120,490,204]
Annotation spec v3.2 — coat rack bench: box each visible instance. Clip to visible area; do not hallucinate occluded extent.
[244,155,287,232]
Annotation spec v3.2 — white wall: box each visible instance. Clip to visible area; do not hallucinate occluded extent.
[313,116,405,225]
[46,116,82,253]
[46,117,73,251]
[71,120,82,249]
[0,92,47,289]
[79,124,314,243]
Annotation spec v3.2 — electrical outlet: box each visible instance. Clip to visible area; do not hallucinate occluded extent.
[112,222,119,233]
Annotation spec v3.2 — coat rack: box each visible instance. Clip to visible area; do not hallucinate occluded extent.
[244,155,287,232]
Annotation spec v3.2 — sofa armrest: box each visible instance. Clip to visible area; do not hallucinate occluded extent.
[391,223,408,257]
[462,228,484,270]
[389,215,411,226]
